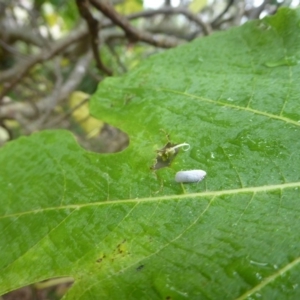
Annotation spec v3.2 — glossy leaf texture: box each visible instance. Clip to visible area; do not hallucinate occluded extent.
[1,7,300,300]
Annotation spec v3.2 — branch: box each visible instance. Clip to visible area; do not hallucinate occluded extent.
[107,43,127,73]
[0,21,45,47]
[0,52,93,132]
[90,0,179,48]
[126,7,212,36]
[211,0,235,27]
[76,0,112,75]
[0,26,88,101]
[1,4,199,105]
[246,0,273,19]
[1,5,195,91]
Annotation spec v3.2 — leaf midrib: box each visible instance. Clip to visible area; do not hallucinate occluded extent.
[2,181,299,219]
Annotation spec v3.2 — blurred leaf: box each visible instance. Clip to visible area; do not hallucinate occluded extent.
[69,91,104,138]
[44,11,59,27]
[0,127,9,144]
[42,1,79,30]
[115,0,143,14]
[1,7,300,300]
[188,0,207,13]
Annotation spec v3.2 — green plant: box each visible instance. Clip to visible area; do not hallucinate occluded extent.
[1,7,300,299]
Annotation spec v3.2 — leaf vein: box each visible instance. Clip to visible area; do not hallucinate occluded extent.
[235,256,300,300]
[158,88,300,126]
[1,182,299,219]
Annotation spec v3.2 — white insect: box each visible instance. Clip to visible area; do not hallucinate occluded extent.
[175,170,206,183]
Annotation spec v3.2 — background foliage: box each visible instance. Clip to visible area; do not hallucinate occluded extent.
[0,0,295,150]
[1,0,300,299]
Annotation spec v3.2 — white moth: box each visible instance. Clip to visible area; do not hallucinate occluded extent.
[175,170,206,183]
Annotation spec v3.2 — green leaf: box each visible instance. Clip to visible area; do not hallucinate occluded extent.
[189,0,207,13]
[1,7,300,299]
[115,0,143,14]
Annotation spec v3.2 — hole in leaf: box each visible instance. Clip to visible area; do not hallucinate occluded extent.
[76,124,129,153]
[63,91,129,153]
[2,277,74,300]
[151,142,190,170]
[151,142,180,170]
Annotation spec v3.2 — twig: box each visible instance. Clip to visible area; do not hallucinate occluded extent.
[76,0,112,75]
[107,43,127,73]
[0,26,88,100]
[126,7,212,36]
[34,57,63,127]
[0,39,30,59]
[46,95,89,127]
[0,24,45,47]
[0,3,203,105]
[0,52,93,130]
[0,5,195,90]
[246,0,273,19]
[90,0,179,48]
[211,0,235,27]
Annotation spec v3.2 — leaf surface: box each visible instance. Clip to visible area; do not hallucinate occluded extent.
[1,8,300,300]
